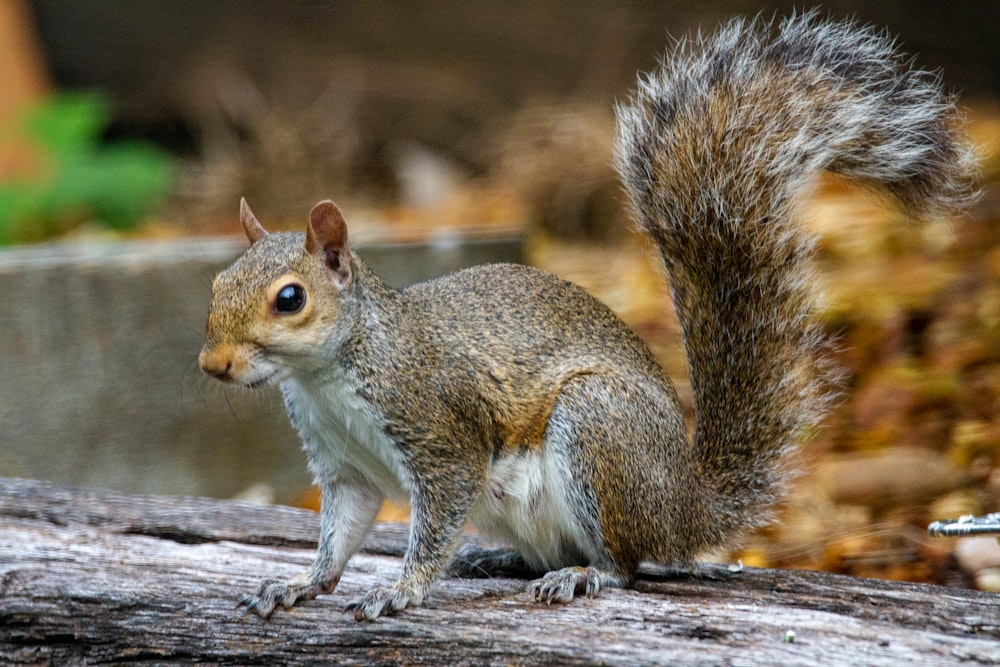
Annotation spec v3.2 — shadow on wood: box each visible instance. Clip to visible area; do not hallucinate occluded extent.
[1,477,998,665]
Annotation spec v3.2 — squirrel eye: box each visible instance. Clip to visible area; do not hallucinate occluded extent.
[274,284,306,314]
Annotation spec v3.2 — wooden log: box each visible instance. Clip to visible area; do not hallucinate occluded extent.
[1,477,999,665]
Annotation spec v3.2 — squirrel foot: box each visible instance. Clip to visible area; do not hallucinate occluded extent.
[345,583,423,621]
[237,575,336,619]
[529,566,628,605]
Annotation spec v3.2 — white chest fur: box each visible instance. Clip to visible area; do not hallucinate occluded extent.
[280,370,410,503]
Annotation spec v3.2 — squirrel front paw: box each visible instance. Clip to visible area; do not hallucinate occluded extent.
[344,583,423,621]
[237,575,336,618]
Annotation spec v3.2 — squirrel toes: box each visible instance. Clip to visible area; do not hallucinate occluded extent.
[200,13,977,621]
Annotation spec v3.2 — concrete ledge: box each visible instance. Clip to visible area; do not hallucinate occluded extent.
[0,232,522,501]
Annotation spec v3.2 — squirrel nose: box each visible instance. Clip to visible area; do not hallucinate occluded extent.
[199,347,233,382]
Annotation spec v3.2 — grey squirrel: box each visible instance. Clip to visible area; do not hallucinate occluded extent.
[200,13,977,621]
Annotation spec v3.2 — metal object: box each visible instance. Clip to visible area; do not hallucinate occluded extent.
[928,513,1000,537]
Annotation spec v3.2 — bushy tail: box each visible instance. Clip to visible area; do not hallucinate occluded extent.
[614,13,978,542]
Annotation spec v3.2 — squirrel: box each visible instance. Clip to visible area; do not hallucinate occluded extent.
[200,13,977,621]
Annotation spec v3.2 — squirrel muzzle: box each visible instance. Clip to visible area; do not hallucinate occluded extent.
[199,344,235,383]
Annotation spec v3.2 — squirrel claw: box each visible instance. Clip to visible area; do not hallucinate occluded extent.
[236,593,277,620]
[345,584,419,622]
[237,577,328,619]
[529,566,603,605]
[235,578,285,619]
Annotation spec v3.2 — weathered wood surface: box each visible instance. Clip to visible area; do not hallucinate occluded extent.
[2,477,999,666]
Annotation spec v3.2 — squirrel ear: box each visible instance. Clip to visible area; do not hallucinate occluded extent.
[240,198,269,245]
[305,200,352,287]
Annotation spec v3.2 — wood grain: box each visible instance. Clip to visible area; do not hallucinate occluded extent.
[2,477,998,665]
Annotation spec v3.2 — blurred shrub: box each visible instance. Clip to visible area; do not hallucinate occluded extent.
[0,94,174,243]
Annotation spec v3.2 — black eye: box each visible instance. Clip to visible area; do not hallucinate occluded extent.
[274,284,306,314]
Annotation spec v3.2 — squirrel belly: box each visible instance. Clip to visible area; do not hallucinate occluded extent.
[466,440,599,573]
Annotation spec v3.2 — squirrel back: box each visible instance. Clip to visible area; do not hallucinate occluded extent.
[614,12,978,545]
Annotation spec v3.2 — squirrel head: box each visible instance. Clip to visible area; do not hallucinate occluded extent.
[199,198,357,387]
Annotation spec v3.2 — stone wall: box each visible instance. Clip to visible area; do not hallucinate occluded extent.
[0,234,521,502]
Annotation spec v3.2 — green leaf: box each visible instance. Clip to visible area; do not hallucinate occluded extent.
[0,93,175,243]
[21,93,108,157]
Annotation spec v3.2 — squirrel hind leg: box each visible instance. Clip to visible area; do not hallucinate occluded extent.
[546,372,700,570]
[503,371,695,608]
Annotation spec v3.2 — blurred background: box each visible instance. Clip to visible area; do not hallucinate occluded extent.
[2,0,1000,592]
